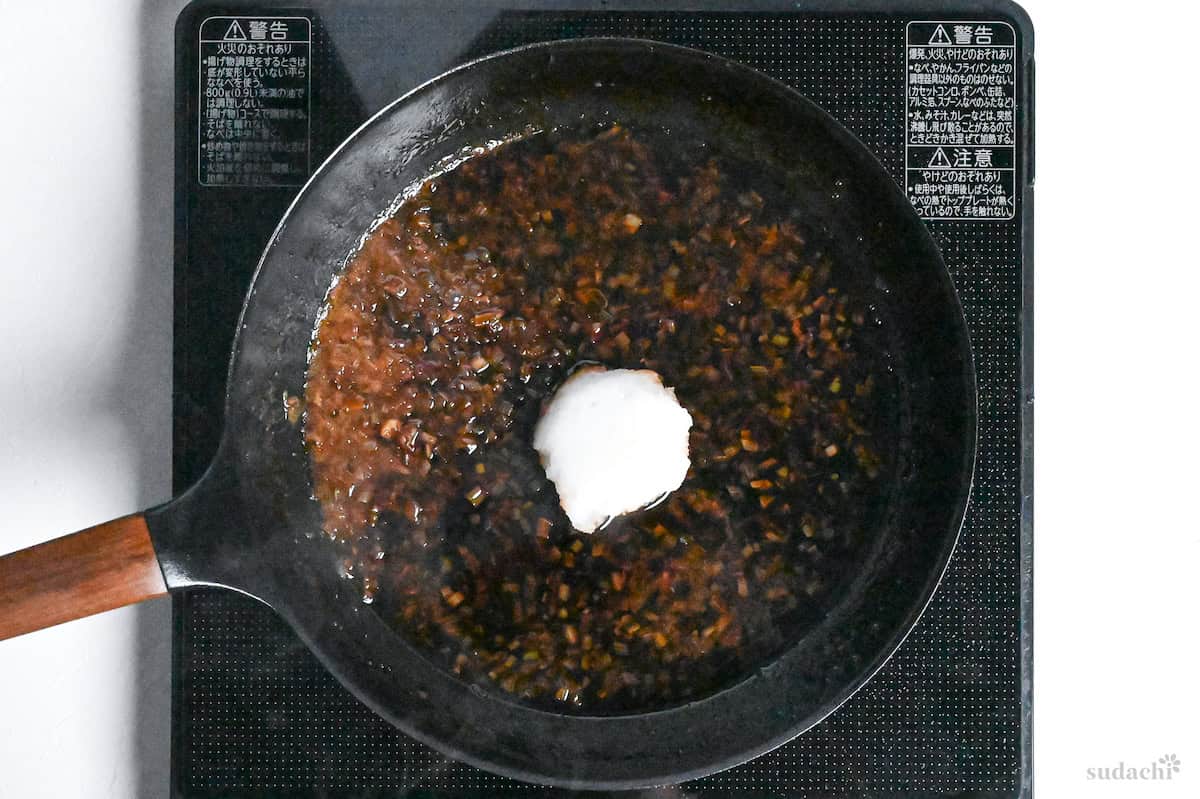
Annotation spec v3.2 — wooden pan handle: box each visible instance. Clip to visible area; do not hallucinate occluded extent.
[0,514,168,641]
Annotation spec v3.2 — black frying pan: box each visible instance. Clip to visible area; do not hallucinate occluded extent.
[0,39,975,789]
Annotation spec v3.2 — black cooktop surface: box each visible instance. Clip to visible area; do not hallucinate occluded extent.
[172,2,1033,796]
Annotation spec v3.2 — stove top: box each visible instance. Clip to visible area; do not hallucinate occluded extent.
[172,2,1033,796]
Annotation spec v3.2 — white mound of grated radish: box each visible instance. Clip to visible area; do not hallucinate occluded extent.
[532,366,693,534]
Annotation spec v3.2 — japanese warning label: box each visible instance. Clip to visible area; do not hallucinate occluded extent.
[906,21,1017,220]
[198,17,311,187]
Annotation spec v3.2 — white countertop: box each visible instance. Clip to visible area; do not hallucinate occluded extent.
[0,1,183,796]
[1,1,1197,797]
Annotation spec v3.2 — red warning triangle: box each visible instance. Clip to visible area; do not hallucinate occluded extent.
[928,148,953,168]
[223,21,247,41]
[928,25,952,45]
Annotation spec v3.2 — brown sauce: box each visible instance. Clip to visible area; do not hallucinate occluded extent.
[304,124,897,713]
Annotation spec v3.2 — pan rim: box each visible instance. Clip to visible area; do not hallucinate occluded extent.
[217,35,979,790]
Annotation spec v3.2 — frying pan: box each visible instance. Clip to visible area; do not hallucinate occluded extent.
[0,39,975,789]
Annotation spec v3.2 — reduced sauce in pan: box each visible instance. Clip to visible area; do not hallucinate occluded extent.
[304,124,898,713]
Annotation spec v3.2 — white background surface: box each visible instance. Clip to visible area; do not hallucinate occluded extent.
[0,1,1197,797]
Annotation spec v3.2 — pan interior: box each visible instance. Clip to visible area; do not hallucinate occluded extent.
[303,116,908,716]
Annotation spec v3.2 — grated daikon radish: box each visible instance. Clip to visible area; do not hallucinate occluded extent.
[532,366,693,534]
